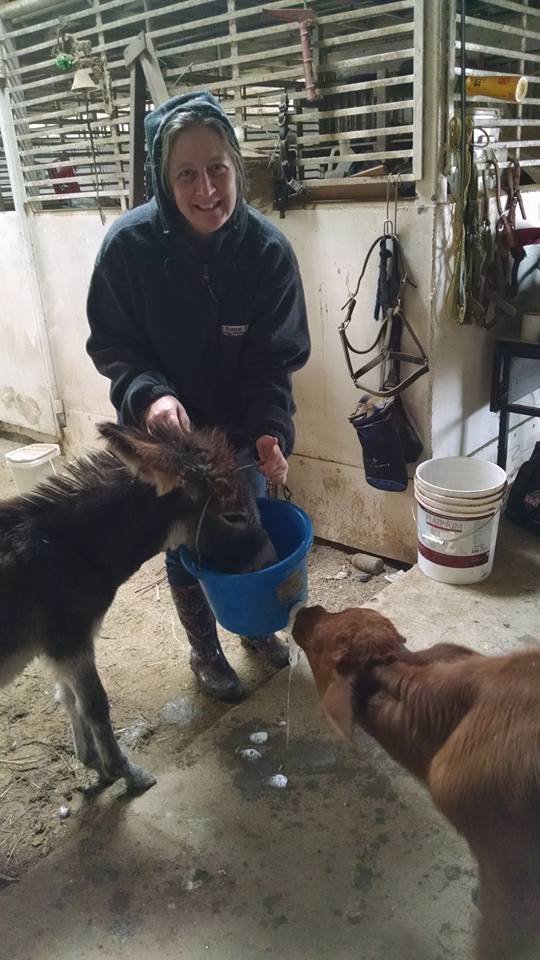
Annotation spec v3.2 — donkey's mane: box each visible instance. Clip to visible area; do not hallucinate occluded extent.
[180,427,239,490]
[4,450,128,513]
[2,426,241,516]
[98,423,241,495]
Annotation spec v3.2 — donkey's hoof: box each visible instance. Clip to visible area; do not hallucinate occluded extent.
[125,764,157,792]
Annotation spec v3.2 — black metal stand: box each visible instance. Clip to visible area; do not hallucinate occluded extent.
[490,338,540,469]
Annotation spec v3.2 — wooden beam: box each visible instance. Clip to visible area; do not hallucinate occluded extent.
[128,59,145,208]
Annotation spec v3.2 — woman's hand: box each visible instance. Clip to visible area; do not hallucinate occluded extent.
[256,435,288,484]
[144,395,191,436]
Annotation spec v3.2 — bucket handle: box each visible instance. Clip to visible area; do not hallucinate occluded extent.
[411,501,503,549]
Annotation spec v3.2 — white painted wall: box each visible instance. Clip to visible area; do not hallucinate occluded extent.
[0,201,433,561]
[1,187,538,561]
[282,200,433,562]
[0,212,57,435]
[32,212,114,449]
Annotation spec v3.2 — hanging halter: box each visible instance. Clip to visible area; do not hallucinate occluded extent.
[338,233,429,398]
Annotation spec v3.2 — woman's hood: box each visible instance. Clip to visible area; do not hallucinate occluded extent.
[144,90,247,249]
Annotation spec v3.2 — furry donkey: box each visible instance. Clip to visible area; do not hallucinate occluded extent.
[0,423,277,791]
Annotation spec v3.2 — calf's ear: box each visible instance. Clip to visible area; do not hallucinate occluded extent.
[321,673,355,741]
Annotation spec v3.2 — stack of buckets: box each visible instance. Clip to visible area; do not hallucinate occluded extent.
[414,457,507,585]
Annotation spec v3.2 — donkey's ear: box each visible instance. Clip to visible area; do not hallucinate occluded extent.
[98,422,163,482]
[321,672,355,742]
[97,422,204,497]
[98,422,153,462]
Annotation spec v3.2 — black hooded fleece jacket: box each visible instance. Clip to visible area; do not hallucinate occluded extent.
[86,91,310,457]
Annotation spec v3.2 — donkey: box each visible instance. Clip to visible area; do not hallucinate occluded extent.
[0,422,277,791]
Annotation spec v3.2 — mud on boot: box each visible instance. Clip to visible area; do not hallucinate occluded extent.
[189,648,244,702]
[171,582,244,702]
[241,634,290,669]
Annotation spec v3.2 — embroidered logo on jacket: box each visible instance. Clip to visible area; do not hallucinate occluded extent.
[222,324,249,336]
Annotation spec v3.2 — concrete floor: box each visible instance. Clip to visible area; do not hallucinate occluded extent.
[1,520,539,960]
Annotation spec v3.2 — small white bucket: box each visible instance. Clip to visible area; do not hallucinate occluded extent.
[413,482,503,516]
[415,457,506,500]
[414,457,506,585]
[5,442,60,495]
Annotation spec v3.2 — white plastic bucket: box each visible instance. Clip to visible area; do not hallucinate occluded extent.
[415,457,506,500]
[4,443,60,495]
[413,482,503,516]
[414,457,506,585]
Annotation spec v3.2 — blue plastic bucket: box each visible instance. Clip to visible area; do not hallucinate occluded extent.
[180,498,314,635]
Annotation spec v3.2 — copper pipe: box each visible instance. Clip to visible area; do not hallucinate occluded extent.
[263,8,319,102]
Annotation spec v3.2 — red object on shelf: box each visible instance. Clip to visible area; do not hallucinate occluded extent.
[47,163,81,195]
[513,223,540,246]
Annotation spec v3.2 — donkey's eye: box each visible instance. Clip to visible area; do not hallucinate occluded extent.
[222,512,248,525]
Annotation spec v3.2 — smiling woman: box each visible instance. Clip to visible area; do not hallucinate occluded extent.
[86,91,311,703]
[165,127,237,237]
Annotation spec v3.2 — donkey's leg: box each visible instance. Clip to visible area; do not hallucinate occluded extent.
[55,680,100,772]
[54,652,156,791]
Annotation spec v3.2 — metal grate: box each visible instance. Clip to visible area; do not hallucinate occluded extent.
[0,0,424,210]
[455,0,540,175]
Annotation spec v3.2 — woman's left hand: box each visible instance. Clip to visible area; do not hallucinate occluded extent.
[256,435,288,484]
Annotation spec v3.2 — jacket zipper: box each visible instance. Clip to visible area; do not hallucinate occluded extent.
[202,264,218,303]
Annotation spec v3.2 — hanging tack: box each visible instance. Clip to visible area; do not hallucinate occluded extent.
[393,172,401,235]
[383,174,393,237]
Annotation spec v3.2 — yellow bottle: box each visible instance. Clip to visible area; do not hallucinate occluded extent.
[465,75,528,103]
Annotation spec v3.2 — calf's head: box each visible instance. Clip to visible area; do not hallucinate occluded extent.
[293,605,406,739]
[99,422,277,573]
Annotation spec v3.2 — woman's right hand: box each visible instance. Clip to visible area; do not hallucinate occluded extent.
[144,395,191,436]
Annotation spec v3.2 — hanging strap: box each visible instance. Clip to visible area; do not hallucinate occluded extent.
[339,234,429,398]
[276,93,307,218]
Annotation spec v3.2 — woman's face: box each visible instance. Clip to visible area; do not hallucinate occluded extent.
[167,126,237,237]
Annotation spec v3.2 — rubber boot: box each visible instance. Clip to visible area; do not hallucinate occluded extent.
[170,584,244,702]
[241,634,290,669]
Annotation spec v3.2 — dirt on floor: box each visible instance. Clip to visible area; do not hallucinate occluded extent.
[0,438,401,888]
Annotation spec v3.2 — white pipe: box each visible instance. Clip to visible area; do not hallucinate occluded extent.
[0,0,70,20]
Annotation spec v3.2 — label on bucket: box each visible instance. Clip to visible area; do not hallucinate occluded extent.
[417,508,496,568]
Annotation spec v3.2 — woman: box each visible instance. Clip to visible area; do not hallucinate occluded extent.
[86,91,310,702]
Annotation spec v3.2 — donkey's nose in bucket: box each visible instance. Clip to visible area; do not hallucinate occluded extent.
[181,498,314,635]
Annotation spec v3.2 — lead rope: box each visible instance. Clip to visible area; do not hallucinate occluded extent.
[194,493,213,566]
[194,462,256,564]
[267,481,293,501]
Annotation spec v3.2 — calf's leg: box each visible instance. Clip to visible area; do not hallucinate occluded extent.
[475,850,540,960]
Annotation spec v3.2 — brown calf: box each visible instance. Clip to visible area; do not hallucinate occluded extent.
[293,604,540,960]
